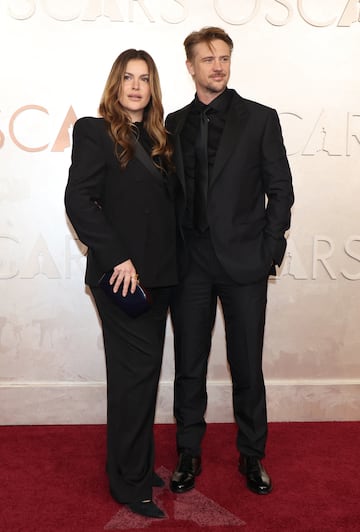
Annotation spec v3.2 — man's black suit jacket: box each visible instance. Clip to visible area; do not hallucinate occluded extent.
[166,90,294,284]
[65,117,177,288]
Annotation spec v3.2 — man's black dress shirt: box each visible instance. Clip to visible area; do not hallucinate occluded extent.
[180,88,234,230]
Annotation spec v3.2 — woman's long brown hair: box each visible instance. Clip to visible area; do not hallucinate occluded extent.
[99,49,173,172]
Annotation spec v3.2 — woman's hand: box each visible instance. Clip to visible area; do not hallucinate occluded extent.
[110,259,138,297]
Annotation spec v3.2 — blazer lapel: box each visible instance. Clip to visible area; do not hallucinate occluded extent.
[171,106,191,194]
[210,95,249,187]
[134,140,163,181]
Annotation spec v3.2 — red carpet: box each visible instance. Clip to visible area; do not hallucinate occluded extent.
[1,422,359,531]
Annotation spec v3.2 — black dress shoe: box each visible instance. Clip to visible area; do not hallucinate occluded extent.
[126,500,165,518]
[239,455,272,495]
[170,452,202,493]
[152,472,165,487]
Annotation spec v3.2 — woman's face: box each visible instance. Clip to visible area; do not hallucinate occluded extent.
[118,59,151,122]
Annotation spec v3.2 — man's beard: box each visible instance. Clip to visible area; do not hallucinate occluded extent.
[205,81,227,94]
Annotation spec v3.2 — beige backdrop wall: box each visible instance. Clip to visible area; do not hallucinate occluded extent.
[1,0,359,424]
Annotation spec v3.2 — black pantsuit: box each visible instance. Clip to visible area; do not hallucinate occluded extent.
[65,117,177,503]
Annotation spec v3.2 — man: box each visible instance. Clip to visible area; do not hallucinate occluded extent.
[166,27,294,496]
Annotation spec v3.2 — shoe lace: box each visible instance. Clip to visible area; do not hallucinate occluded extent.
[179,453,195,473]
[245,456,261,473]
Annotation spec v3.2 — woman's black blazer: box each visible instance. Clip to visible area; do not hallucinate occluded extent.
[65,117,177,288]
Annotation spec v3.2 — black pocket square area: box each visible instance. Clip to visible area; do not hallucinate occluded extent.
[99,271,151,317]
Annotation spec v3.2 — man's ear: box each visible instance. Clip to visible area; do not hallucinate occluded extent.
[186,60,194,77]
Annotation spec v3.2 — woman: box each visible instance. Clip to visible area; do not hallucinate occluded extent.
[64,49,177,518]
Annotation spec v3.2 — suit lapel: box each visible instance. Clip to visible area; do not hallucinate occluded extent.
[134,140,163,181]
[210,94,249,186]
[171,105,192,195]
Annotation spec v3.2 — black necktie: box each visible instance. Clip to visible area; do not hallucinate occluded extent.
[194,109,209,232]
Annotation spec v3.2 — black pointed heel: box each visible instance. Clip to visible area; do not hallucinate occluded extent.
[126,500,165,518]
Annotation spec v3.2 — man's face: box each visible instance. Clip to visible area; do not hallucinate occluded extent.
[186,39,231,101]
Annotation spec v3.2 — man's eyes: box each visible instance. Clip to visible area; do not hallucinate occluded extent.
[201,57,230,63]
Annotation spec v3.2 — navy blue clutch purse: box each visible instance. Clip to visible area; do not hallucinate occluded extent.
[99,271,151,317]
